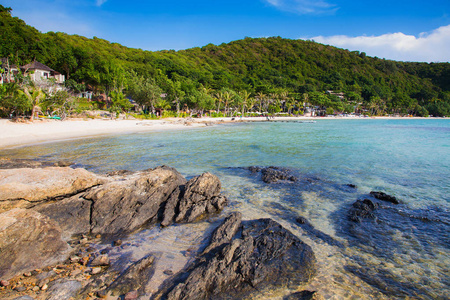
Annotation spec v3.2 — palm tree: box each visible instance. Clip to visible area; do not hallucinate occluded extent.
[239,90,251,117]
[214,91,224,115]
[246,97,257,114]
[22,86,46,121]
[223,91,232,117]
[256,92,265,113]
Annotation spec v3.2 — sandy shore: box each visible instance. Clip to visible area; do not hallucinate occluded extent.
[0,115,437,149]
[0,118,226,149]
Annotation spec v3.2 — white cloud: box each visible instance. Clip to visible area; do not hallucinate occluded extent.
[264,0,337,15]
[306,25,450,62]
[96,0,107,6]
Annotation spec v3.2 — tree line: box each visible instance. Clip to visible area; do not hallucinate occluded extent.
[1,4,449,118]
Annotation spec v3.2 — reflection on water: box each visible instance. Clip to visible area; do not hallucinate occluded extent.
[1,119,449,298]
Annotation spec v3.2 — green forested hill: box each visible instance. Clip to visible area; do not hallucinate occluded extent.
[1,5,449,116]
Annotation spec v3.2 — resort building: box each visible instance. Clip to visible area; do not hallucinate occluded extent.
[0,59,65,85]
[21,61,65,84]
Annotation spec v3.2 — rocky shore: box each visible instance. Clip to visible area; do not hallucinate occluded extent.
[0,160,319,300]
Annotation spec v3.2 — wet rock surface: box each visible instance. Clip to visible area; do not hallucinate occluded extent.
[245,166,298,183]
[160,213,316,300]
[370,191,399,204]
[348,199,380,223]
[0,158,73,170]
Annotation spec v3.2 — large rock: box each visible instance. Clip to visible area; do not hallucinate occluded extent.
[33,195,92,239]
[107,255,155,296]
[173,173,228,224]
[163,214,316,300]
[0,167,104,203]
[85,166,187,235]
[0,209,69,280]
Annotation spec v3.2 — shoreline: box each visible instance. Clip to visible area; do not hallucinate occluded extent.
[0,116,444,149]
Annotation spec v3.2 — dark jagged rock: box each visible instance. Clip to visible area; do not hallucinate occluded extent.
[173,173,228,224]
[0,209,69,280]
[85,166,187,235]
[261,166,297,183]
[201,212,242,254]
[245,166,297,183]
[246,166,261,173]
[161,186,185,227]
[107,255,155,297]
[33,195,92,239]
[346,184,357,189]
[370,191,399,204]
[348,199,380,223]
[162,215,316,300]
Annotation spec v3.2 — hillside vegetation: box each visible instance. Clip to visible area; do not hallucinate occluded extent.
[1,4,449,117]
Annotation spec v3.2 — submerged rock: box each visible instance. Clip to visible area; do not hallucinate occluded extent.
[245,166,298,183]
[162,213,316,300]
[349,199,380,223]
[0,158,72,169]
[370,191,399,204]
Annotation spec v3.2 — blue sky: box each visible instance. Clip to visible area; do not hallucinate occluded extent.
[2,0,450,62]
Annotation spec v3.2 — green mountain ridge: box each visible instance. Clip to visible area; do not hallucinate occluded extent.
[1,4,449,116]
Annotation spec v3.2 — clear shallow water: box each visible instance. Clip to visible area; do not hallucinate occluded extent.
[2,119,449,299]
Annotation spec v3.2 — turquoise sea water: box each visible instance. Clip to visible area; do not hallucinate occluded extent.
[2,119,449,299]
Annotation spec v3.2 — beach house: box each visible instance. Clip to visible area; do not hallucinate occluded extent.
[21,61,65,84]
[1,59,65,85]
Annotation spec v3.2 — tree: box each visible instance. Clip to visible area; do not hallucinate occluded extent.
[256,92,266,113]
[100,61,127,102]
[238,90,251,116]
[21,85,46,120]
[128,75,162,114]
[0,82,30,117]
[109,90,131,118]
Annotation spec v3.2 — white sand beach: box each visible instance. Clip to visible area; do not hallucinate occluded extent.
[0,115,433,149]
[0,118,224,149]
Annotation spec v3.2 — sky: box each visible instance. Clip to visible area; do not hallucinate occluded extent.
[2,0,450,62]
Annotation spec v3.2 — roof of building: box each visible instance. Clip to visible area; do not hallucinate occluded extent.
[21,60,55,72]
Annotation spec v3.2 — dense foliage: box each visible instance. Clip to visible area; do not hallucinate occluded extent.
[1,5,449,117]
